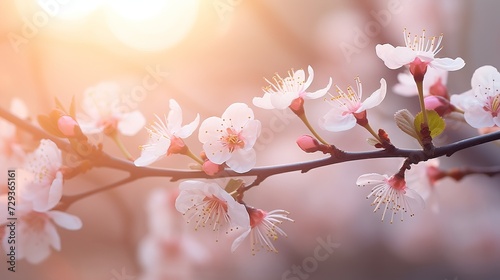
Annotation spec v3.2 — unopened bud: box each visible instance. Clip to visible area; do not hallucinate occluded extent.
[424,96,454,116]
[296,135,320,153]
[202,160,223,176]
[57,115,79,137]
[429,77,449,99]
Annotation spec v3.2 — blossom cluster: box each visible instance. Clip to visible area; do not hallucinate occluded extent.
[2,28,500,262]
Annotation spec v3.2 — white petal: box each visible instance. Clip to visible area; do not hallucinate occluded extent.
[464,105,495,128]
[48,211,82,230]
[450,90,474,110]
[203,141,231,164]
[231,228,251,252]
[356,173,386,187]
[471,65,500,95]
[222,103,254,131]
[166,99,183,131]
[376,44,415,69]
[198,117,225,143]
[135,136,171,166]
[226,149,256,173]
[320,108,356,132]
[252,93,274,109]
[404,188,425,210]
[175,114,200,139]
[430,57,465,71]
[358,78,386,111]
[302,66,314,90]
[118,110,146,136]
[240,120,261,149]
[46,172,63,211]
[270,93,297,110]
[393,72,418,97]
[44,222,61,251]
[304,77,333,99]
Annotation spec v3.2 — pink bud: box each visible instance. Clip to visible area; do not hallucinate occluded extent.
[57,115,79,137]
[409,57,428,83]
[202,160,223,176]
[424,96,454,116]
[428,77,449,99]
[296,135,320,153]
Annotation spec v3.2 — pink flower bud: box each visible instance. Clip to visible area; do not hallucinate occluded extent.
[409,57,428,83]
[57,115,79,137]
[296,135,320,153]
[424,96,454,116]
[429,77,449,99]
[202,160,223,176]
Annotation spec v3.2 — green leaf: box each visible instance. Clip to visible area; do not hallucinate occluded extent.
[414,110,446,138]
[225,179,244,194]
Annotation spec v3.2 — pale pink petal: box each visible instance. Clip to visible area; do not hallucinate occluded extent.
[252,93,274,109]
[302,66,314,90]
[393,72,418,97]
[48,210,83,230]
[118,110,146,136]
[430,57,465,71]
[226,149,256,173]
[231,228,251,252]
[175,114,200,139]
[404,188,426,209]
[358,78,387,111]
[203,141,231,165]
[356,173,386,187]
[44,222,61,251]
[167,99,183,131]
[22,230,52,264]
[221,103,254,131]
[270,93,297,110]
[198,117,225,143]
[320,107,356,132]
[135,136,171,166]
[464,105,495,128]
[376,44,416,69]
[240,120,261,149]
[304,77,332,99]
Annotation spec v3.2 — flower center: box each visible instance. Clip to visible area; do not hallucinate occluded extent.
[328,77,362,112]
[485,95,500,117]
[222,128,245,152]
[264,69,304,95]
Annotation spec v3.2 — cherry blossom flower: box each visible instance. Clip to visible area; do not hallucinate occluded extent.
[198,103,261,173]
[77,82,146,136]
[175,180,250,239]
[356,173,424,223]
[135,99,200,166]
[450,65,500,128]
[253,65,332,110]
[394,67,448,97]
[23,139,64,212]
[139,188,208,280]
[231,208,293,255]
[376,29,465,71]
[320,78,386,132]
[0,186,82,264]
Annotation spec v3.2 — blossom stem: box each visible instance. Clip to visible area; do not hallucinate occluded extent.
[297,113,329,145]
[110,133,134,161]
[361,122,381,143]
[415,80,429,127]
[183,147,204,165]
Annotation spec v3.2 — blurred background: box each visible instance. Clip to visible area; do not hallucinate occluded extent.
[1,0,500,279]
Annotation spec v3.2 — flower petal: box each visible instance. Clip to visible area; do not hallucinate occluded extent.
[222,103,254,131]
[48,210,83,230]
[304,77,333,99]
[376,44,416,69]
[240,120,261,149]
[464,105,495,128]
[167,99,183,131]
[430,57,465,71]
[226,149,256,173]
[252,93,274,109]
[320,107,356,132]
[231,228,251,252]
[203,141,231,164]
[134,136,171,166]
[356,173,386,187]
[358,78,386,111]
[198,117,225,143]
[118,110,146,136]
[175,114,200,139]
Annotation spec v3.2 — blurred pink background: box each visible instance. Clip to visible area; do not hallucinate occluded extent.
[1,0,500,279]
